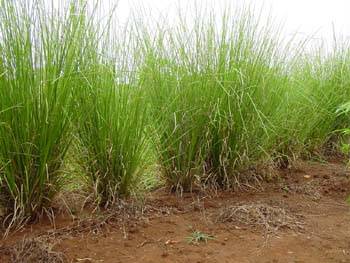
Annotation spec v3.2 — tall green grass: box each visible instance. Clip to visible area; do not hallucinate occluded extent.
[138,7,350,191]
[76,68,150,205]
[285,47,350,155]
[75,22,150,206]
[0,0,349,221]
[0,0,89,223]
[139,9,291,190]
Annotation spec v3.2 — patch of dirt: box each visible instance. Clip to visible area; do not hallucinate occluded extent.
[1,160,350,263]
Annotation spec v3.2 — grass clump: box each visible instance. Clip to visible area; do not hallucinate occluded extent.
[140,51,214,192]
[75,26,150,206]
[139,7,290,191]
[283,47,350,156]
[0,0,89,224]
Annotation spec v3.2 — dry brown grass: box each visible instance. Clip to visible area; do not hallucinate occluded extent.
[6,238,65,263]
[283,181,322,201]
[214,202,304,233]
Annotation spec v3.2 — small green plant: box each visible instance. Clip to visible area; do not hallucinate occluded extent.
[340,142,350,155]
[346,195,350,205]
[186,230,215,244]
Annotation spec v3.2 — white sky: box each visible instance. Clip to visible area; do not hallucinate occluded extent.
[110,0,350,48]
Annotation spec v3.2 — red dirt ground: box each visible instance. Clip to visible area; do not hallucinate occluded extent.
[1,160,350,263]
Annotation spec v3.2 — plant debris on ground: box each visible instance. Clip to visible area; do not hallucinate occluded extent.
[3,238,64,263]
[214,203,305,233]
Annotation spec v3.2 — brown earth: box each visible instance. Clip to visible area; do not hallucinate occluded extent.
[1,160,350,263]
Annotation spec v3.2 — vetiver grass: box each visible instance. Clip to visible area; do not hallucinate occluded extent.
[138,6,350,191]
[0,0,349,226]
[138,8,291,191]
[286,46,350,155]
[75,22,150,206]
[0,0,89,226]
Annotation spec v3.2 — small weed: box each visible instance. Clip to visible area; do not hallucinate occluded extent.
[340,143,350,155]
[346,195,350,205]
[186,230,215,244]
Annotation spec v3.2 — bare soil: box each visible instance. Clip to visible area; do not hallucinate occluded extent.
[1,160,350,263]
